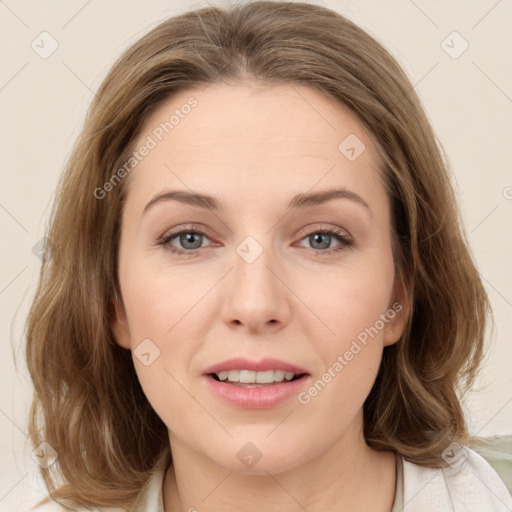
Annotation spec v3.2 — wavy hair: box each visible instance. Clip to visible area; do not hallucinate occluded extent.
[24,1,492,509]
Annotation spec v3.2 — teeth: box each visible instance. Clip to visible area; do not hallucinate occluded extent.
[215,370,298,383]
[228,370,240,382]
[217,371,229,381]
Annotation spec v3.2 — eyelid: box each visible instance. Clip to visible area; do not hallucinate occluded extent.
[159,223,213,240]
[295,223,351,240]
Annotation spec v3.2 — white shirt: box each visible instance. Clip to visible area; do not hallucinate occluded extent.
[128,447,512,512]
[18,447,512,511]
[397,447,512,511]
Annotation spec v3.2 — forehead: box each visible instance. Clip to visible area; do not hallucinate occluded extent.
[126,82,385,209]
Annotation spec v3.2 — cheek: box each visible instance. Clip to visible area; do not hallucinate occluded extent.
[120,256,205,341]
[300,246,395,345]
[120,265,202,428]
[295,250,395,410]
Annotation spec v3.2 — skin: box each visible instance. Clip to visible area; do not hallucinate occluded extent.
[111,81,410,512]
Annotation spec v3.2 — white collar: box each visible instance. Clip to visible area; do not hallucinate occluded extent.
[133,446,512,511]
[400,446,512,511]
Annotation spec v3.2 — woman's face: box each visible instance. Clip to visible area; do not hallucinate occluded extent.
[112,82,409,474]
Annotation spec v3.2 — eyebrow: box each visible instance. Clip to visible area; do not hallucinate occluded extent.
[142,187,371,216]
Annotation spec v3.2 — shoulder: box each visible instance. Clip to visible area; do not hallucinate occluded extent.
[126,467,166,512]
[401,446,512,511]
[15,458,168,512]
[15,489,135,512]
[18,497,128,512]
[11,490,69,512]
[16,496,125,512]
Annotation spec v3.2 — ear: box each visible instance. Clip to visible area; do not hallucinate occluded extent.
[383,271,411,347]
[109,294,132,350]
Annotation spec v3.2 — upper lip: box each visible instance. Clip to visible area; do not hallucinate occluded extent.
[203,357,309,375]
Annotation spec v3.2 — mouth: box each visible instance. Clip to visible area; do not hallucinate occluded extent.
[201,357,311,408]
[207,370,309,387]
[203,370,311,409]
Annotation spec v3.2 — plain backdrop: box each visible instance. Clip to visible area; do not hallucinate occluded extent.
[1,0,511,509]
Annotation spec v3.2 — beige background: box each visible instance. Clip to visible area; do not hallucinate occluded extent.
[1,0,511,509]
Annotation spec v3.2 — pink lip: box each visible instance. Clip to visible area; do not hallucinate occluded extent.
[202,374,310,409]
[201,357,310,409]
[202,357,309,375]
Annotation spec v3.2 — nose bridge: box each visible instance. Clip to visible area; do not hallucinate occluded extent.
[221,231,289,330]
[233,233,279,299]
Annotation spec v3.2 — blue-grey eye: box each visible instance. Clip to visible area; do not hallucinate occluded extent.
[176,232,204,250]
[309,233,333,250]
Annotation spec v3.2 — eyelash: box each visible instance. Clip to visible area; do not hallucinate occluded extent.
[156,225,353,258]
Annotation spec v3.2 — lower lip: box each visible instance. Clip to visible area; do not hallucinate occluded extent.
[203,374,310,409]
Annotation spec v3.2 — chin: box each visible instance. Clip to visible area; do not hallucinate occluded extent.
[205,437,310,475]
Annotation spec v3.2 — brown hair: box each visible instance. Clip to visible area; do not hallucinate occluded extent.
[24,1,492,509]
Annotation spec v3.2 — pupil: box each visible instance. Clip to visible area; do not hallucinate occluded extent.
[181,232,201,249]
[311,233,330,250]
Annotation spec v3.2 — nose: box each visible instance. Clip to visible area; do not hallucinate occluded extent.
[220,237,291,334]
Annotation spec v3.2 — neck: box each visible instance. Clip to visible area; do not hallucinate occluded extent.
[163,423,397,512]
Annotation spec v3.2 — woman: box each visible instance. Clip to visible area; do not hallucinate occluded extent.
[24,1,512,511]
